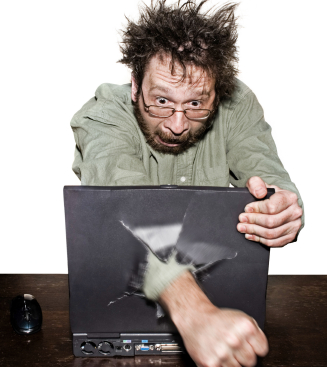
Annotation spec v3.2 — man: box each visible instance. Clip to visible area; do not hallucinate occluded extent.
[71,1,304,366]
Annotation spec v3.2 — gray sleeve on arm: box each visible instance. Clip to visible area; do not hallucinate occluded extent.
[71,104,151,186]
[226,89,304,231]
[142,251,195,301]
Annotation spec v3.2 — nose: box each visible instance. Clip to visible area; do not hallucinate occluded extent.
[163,110,189,135]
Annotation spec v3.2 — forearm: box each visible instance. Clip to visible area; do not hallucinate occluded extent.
[159,271,214,328]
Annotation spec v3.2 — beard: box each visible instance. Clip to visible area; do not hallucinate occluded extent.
[133,99,216,155]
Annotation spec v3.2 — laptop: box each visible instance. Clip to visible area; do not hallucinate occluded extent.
[64,185,273,358]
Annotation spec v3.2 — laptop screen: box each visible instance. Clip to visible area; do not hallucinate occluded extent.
[64,185,273,358]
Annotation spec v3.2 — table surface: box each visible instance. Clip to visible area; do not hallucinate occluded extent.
[0,275,326,367]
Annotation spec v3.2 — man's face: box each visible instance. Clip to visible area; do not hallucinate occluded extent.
[132,54,217,154]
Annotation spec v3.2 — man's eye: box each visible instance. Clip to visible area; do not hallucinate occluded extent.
[156,97,168,105]
[190,100,200,107]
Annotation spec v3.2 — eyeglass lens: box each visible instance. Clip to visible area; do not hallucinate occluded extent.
[148,106,210,119]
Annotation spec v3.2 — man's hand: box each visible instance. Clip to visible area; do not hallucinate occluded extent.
[237,176,303,247]
[160,272,269,367]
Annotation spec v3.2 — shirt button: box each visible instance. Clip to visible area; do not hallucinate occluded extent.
[180,176,186,182]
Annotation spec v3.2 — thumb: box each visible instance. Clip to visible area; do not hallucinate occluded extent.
[246,176,267,199]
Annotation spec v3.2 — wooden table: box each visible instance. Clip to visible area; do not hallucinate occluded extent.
[1,275,326,366]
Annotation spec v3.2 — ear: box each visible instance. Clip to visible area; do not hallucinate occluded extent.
[131,74,138,102]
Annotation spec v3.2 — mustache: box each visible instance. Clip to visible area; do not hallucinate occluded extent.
[156,130,190,144]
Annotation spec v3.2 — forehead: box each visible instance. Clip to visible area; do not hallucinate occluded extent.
[143,54,215,93]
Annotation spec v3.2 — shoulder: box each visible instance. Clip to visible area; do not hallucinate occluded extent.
[71,83,141,138]
[95,83,132,105]
[221,78,256,110]
[72,83,132,118]
[217,79,264,126]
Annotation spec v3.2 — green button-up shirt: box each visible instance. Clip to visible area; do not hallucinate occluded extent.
[71,79,304,300]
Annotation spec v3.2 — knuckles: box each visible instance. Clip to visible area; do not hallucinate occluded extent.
[226,335,242,349]
[294,218,302,232]
[265,201,278,214]
[265,228,278,240]
[294,207,303,219]
[267,191,298,214]
[238,318,257,336]
[288,192,298,203]
[265,216,276,229]
[200,353,229,367]
[287,218,301,236]
[216,350,229,363]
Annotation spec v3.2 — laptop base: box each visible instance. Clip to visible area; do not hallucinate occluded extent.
[73,333,184,357]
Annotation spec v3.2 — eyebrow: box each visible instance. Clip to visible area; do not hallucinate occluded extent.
[148,85,211,98]
[149,85,172,94]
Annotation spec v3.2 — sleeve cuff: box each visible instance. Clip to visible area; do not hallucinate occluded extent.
[142,251,195,301]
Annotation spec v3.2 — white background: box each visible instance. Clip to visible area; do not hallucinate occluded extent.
[1,0,326,274]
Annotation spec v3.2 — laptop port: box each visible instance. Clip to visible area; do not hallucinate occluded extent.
[98,341,113,355]
[123,344,131,351]
[115,346,122,352]
[80,341,96,355]
[155,343,182,352]
[135,344,153,351]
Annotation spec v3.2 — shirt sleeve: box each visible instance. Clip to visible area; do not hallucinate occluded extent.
[142,251,195,301]
[226,89,304,230]
[71,101,152,186]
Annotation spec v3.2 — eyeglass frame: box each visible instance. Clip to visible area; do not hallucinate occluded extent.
[140,88,214,121]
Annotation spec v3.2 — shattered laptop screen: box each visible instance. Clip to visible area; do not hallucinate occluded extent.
[64,186,272,333]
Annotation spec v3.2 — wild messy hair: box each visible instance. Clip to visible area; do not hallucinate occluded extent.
[119,0,239,102]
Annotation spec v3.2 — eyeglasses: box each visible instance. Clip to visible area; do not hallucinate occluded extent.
[141,89,213,121]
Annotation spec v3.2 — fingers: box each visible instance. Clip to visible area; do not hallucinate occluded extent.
[245,190,298,215]
[239,204,303,228]
[244,231,298,247]
[215,349,242,367]
[238,218,301,247]
[239,182,302,247]
[238,215,301,238]
[181,306,269,367]
[193,348,242,367]
[246,325,269,358]
[233,318,268,367]
[233,341,257,367]
[246,176,268,199]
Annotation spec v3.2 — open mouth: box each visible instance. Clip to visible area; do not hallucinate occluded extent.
[156,136,182,147]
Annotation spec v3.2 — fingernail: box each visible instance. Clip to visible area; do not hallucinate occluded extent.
[255,188,265,197]
[245,206,253,213]
[238,225,246,233]
[240,216,248,223]
[245,234,251,240]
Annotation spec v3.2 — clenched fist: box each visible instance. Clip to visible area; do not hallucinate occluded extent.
[160,272,269,367]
